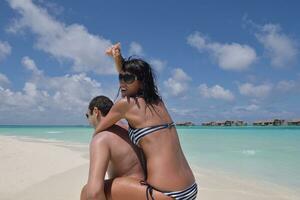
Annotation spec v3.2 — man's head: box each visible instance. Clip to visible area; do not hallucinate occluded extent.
[86,96,113,128]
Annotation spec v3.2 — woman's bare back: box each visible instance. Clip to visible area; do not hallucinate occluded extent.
[124,97,195,191]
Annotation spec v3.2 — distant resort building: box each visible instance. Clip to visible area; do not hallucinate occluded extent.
[235,120,247,126]
[274,119,285,126]
[176,121,195,126]
[287,119,300,126]
[199,118,300,127]
[253,119,285,126]
[252,119,300,126]
[201,120,247,126]
[201,122,215,126]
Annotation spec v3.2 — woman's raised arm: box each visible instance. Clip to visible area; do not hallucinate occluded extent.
[105,43,124,73]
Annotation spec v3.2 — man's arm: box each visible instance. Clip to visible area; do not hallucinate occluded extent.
[85,134,110,200]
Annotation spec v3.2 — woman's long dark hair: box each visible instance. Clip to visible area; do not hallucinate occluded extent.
[120,57,162,105]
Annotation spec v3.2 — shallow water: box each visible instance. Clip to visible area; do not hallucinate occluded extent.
[1,125,299,189]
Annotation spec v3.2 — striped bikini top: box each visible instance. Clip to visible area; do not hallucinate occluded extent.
[128,122,175,145]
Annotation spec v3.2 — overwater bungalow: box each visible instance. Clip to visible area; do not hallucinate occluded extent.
[201,122,213,126]
[201,121,219,126]
[176,121,195,126]
[224,120,234,126]
[287,119,300,126]
[235,120,247,126]
[273,119,285,126]
[215,121,225,126]
[253,120,271,126]
[202,120,247,126]
[253,119,285,126]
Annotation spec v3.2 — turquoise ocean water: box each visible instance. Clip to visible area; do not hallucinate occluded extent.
[1,125,299,190]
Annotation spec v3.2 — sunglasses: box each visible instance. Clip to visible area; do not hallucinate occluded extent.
[118,73,138,84]
[85,113,89,119]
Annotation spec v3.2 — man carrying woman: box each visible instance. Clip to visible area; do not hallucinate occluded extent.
[85,43,197,200]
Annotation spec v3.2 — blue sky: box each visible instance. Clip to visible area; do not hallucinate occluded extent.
[0,0,299,125]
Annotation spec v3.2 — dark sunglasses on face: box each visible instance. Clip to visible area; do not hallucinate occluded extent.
[85,113,89,119]
[118,73,138,84]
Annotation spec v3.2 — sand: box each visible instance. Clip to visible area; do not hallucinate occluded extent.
[0,135,299,200]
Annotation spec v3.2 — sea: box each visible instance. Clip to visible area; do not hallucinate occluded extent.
[0,125,299,190]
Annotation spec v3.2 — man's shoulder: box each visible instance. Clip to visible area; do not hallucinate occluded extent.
[90,130,113,146]
[91,124,129,148]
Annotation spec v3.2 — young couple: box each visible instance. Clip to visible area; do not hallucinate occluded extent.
[81,43,197,200]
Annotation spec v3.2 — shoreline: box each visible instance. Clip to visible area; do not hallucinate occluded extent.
[0,135,89,200]
[0,135,299,200]
[1,124,300,128]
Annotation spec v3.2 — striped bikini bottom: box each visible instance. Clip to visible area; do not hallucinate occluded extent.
[140,181,198,200]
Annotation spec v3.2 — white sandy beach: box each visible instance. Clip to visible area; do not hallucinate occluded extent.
[0,135,299,200]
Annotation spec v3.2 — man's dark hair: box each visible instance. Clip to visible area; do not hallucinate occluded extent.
[88,96,113,116]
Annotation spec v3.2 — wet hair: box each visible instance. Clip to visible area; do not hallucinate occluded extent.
[121,57,162,105]
[88,96,113,116]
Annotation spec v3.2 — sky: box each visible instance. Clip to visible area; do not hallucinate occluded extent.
[0,0,300,125]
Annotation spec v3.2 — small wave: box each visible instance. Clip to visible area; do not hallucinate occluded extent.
[242,149,257,156]
[47,131,63,134]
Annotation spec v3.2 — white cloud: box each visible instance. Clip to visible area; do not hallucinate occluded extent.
[21,56,43,76]
[169,107,200,118]
[129,41,144,56]
[0,57,112,124]
[23,82,38,97]
[38,0,64,16]
[198,84,235,101]
[1,73,103,111]
[187,32,257,71]
[276,80,296,92]
[43,73,103,110]
[164,68,191,97]
[0,41,11,61]
[0,81,49,110]
[149,59,166,72]
[255,23,298,68]
[127,42,166,72]
[233,104,260,112]
[0,73,10,87]
[238,83,272,98]
[7,0,114,74]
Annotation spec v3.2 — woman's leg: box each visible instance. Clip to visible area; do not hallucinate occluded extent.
[104,177,173,200]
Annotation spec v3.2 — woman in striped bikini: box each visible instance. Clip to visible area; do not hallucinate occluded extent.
[93,43,198,200]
